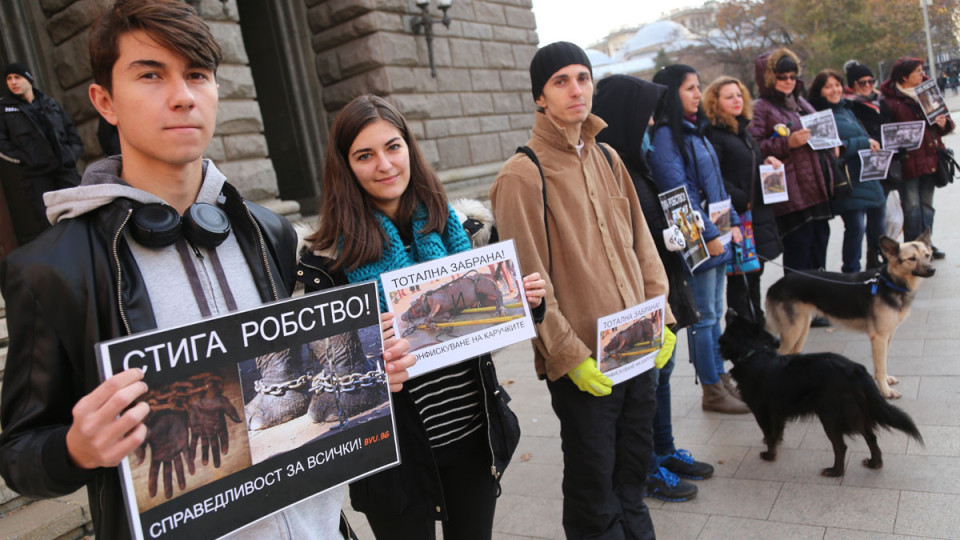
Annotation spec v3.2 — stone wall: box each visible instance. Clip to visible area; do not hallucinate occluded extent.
[305,0,539,192]
[33,0,281,202]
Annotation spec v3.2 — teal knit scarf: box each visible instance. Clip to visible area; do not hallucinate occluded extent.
[345,202,472,311]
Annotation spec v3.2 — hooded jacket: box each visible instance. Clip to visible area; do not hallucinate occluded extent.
[0,157,297,540]
[594,75,700,330]
[0,89,83,175]
[749,49,831,218]
[879,78,955,180]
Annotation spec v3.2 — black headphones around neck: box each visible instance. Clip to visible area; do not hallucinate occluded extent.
[130,202,231,249]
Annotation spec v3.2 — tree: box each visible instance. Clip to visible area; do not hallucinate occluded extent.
[654,48,672,71]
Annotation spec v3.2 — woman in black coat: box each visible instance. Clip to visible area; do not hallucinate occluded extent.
[703,76,783,324]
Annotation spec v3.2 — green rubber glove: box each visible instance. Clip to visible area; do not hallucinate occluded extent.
[568,357,613,396]
[655,326,677,370]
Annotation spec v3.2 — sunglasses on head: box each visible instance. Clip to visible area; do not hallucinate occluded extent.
[856,78,876,86]
[775,74,798,81]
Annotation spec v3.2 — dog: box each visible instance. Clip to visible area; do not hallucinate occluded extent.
[719,311,923,477]
[765,230,936,399]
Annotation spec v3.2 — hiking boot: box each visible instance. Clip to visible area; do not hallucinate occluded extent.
[645,467,698,502]
[659,449,715,480]
[701,382,750,414]
[719,372,741,400]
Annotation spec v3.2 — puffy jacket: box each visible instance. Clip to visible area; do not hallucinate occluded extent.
[648,119,737,274]
[0,90,83,175]
[820,100,885,213]
[0,182,297,540]
[593,74,700,330]
[879,78,955,180]
[296,217,531,522]
[749,49,831,218]
[705,117,783,261]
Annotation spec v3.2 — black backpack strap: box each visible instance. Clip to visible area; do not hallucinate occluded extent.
[597,142,614,172]
[516,145,552,275]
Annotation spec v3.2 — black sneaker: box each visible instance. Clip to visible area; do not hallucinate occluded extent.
[810,315,831,328]
[659,449,715,480]
[645,467,698,502]
[932,246,946,260]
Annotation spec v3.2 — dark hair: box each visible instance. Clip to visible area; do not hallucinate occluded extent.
[89,0,222,94]
[889,57,924,86]
[807,69,845,111]
[652,64,699,164]
[308,95,449,271]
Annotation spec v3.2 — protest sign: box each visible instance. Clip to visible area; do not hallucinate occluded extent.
[916,78,948,124]
[97,282,398,540]
[858,149,895,182]
[659,185,709,272]
[597,296,666,384]
[380,240,536,378]
[881,121,925,151]
[708,198,733,245]
[800,109,842,150]
[759,164,788,204]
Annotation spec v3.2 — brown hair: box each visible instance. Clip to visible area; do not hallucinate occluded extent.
[889,57,924,86]
[807,69,845,110]
[89,0,222,94]
[308,94,449,271]
[703,76,753,133]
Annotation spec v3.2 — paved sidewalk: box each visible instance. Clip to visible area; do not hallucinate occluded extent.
[345,93,960,539]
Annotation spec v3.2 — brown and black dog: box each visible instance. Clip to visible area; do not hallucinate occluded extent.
[765,231,936,399]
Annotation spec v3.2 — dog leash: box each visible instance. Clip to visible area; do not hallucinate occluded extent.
[758,254,903,292]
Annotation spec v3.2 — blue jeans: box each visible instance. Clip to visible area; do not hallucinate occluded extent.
[840,205,885,273]
[687,266,725,385]
[899,174,936,241]
[648,351,676,475]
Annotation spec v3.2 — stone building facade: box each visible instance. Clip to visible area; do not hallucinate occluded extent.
[0,0,539,536]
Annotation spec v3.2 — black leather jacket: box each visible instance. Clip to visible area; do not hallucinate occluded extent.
[0,181,297,540]
[0,90,84,175]
[297,247,538,522]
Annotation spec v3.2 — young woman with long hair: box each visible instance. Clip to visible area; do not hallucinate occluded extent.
[298,94,545,540]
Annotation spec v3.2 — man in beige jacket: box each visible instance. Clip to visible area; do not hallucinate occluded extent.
[491,41,675,540]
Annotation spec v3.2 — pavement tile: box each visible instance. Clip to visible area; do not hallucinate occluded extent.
[499,461,562,498]
[666,417,723,446]
[666,443,748,479]
[823,529,928,540]
[769,482,899,533]
[648,508,707,540]
[733,447,846,485]
[799,420,912,455]
[697,515,825,540]
[705,417,809,449]
[492,494,565,539]
[511,435,563,466]
[841,452,960,495]
[905,425,960,457]
[894,491,960,539]
[654,477,782,519]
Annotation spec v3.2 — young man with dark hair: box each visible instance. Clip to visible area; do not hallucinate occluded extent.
[0,1,411,538]
[0,62,84,242]
[491,41,676,539]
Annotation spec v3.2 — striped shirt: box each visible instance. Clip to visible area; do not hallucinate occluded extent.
[405,360,485,448]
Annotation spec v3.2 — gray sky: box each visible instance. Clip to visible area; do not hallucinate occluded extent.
[530,0,708,49]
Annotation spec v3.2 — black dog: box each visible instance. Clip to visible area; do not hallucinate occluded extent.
[719,311,923,477]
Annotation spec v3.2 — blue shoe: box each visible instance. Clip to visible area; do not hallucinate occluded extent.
[659,449,714,480]
[645,467,697,502]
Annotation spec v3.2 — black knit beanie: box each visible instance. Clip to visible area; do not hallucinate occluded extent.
[4,62,34,85]
[530,41,592,101]
[844,60,874,87]
[775,55,799,74]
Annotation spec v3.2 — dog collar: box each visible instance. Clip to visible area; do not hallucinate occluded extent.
[869,273,910,295]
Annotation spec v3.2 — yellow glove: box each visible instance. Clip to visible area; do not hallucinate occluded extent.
[655,327,677,370]
[568,357,613,396]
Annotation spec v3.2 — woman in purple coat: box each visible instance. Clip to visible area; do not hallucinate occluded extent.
[748,49,833,281]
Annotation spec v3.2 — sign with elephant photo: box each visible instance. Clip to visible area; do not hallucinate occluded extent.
[380,239,537,378]
[596,295,666,384]
[95,281,398,540]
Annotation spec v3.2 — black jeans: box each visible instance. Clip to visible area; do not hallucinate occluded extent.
[364,429,498,540]
[547,370,656,540]
[782,219,830,272]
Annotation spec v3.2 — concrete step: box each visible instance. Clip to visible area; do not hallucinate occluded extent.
[0,489,91,540]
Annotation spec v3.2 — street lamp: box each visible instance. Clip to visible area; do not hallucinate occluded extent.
[412,0,453,78]
[921,0,937,79]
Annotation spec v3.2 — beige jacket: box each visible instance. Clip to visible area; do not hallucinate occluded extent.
[491,112,673,381]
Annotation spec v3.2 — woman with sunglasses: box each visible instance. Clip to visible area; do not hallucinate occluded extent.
[298,94,545,539]
[749,49,833,304]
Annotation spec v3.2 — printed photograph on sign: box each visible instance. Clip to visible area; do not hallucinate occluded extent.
[238,324,389,465]
[596,296,666,385]
[658,186,709,273]
[709,198,733,246]
[799,109,841,150]
[881,121,925,151]
[130,364,250,512]
[96,282,400,540]
[858,149,894,182]
[916,78,948,124]
[760,164,788,204]
[381,240,536,378]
